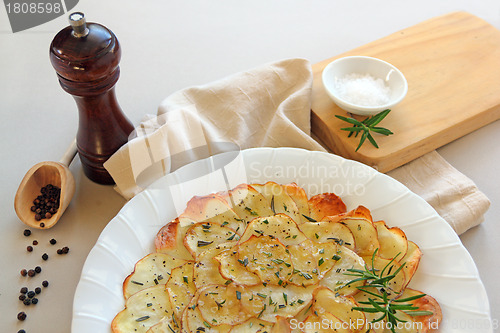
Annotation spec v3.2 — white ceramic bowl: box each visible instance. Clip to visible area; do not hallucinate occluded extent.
[322,56,408,116]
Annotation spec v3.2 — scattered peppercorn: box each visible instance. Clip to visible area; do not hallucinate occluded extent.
[26,246,33,252]
[57,249,62,255]
[17,311,27,321]
[42,253,48,261]
[20,269,27,277]
[32,240,38,245]
[19,294,26,301]
[20,287,28,294]
[34,266,42,274]
[35,287,41,294]
[49,238,57,245]
[18,329,26,333]
[27,269,35,277]
[62,246,69,254]
[31,297,38,305]
[40,222,45,228]
[27,290,35,298]
[23,229,31,237]
[42,280,49,287]
[23,298,30,306]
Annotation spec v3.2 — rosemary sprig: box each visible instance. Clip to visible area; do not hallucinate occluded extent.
[343,249,433,333]
[335,109,393,152]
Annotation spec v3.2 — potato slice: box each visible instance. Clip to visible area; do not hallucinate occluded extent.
[238,235,293,285]
[197,284,250,326]
[240,284,315,322]
[361,255,406,295]
[397,288,442,332]
[374,220,408,260]
[283,182,311,223]
[180,194,246,232]
[229,317,274,332]
[319,246,365,296]
[182,294,232,333]
[312,287,366,333]
[252,181,301,222]
[184,222,239,259]
[221,184,274,223]
[146,316,180,333]
[298,221,355,252]
[339,217,379,256]
[166,261,197,321]
[287,240,321,286]
[307,193,346,221]
[308,240,339,277]
[155,219,194,260]
[271,316,291,333]
[124,252,186,299]
[112,284,174,333]
[400,241,422,288]
[300,313,351,333]
[194,242,236,289]
[239,214,307,246]
[214,248,261,286]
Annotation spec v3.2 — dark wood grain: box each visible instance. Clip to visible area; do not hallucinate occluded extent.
[50,22,133,184]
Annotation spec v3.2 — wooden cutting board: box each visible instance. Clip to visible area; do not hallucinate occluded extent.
[311,11,500,173]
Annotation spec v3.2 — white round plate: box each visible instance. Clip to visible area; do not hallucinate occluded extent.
[72,148,492,332]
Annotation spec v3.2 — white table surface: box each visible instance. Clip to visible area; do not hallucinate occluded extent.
[1,1,499,332]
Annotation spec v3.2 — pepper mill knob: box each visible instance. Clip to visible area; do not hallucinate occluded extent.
[50,12,134,185]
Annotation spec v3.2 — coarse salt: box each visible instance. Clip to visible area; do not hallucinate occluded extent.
[334,73,391,106]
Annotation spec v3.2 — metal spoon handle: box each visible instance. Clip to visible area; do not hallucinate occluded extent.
[59,139,78,167]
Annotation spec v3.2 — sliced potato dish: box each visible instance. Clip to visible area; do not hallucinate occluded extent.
[113,182,442,332]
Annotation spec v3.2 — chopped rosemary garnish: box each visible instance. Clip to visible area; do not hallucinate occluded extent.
[236,290,241,300]
[135,315,150,322]
[302,214,317,222]
[343,249,433,333]
[197,240,213,247]
[256,293,267,299]
[335,109,394,152]
[270,196,276,214]
[318,258,325,266]
[130,280,143,286]
[183,276,189,284]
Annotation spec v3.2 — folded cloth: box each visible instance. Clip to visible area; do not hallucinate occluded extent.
[104,58,489,235]
[387,151,490,235]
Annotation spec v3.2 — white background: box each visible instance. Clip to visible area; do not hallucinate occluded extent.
[1,1,499,332]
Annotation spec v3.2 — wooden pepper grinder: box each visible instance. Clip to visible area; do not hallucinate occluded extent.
[49,12,134,185]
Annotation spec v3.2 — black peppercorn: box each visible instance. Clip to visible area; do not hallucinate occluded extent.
[49,238,57,245]
[23,298,31,306]
[18,329,26,333]
[57,249,63,255]
[42,253,48,261]
[20,287,28,294]
[20,269,27,277]
[62,246,69,254]
[32,240,38,245]
[27,291,35,298]
[23,229,31,237]
[26,246,33,252]
[19,294,26,301]
[17,311,27,321]
[42,280,49,287]
[31,297,38,305]
[40,222,45,228]
[27,269,35,277]
[35,287,42,294]
[34,266,42,273]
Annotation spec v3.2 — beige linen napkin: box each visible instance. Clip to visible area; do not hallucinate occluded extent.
[104,58,489,235]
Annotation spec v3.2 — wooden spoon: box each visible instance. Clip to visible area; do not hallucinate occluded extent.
[15,140,78,229]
